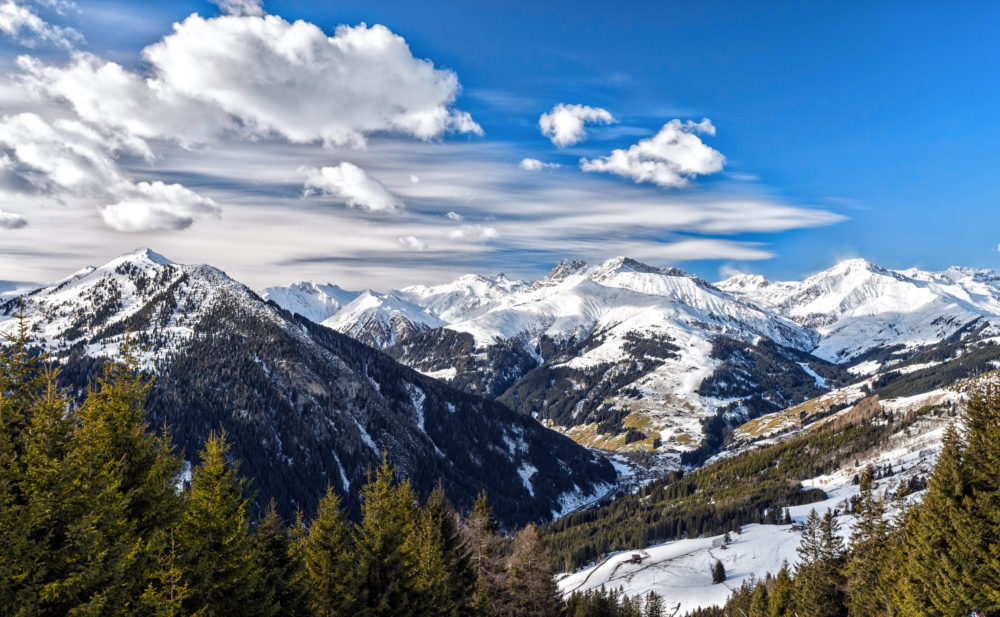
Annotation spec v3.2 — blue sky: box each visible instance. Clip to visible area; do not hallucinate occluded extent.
[0,0,997,289]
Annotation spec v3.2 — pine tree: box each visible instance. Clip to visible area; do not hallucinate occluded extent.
[178,430,264,617]
[503,524,561,617]
[304,487,356,617]
[354,456,420,617]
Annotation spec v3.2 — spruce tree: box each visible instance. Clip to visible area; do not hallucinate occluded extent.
[253,499,309,617]
[748,581,769,617]
[72,342,184,611]
[711,559,726,584]
[354,456,420,617]
[644,590,665,617]
[424,482,475,616]
[794,509,846,617]
[304,487,356,617]
[178,430,264,617]
[766,563,793,617]
[846,466,890,617]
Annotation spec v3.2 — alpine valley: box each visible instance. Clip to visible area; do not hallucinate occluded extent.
[5,248,1000,613]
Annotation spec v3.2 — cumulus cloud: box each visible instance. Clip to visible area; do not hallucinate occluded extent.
[539,103,615,147]
[446,211,463,221]
[449,224,498,242]
[0,208,27,228]
[397,235,427,251]
[580,119,725,188]
[99,181,221,232]
[303,163,404,213]
[409,174,420,184]
[519,157,560,171]
[0,0,82,49]
[210,0,264,16]
[21,14,481,147]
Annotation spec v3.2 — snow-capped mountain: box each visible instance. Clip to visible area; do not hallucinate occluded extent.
[717,257,1000,363]
[0,248,616,525]
[269,255,1000,462]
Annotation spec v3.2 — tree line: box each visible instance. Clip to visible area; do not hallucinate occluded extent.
[0,321,565,617]
[689,387,1000,617]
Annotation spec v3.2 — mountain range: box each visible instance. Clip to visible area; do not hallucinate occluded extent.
[5,248,1000,525]
[266,255,1000,460]
[0,249,615,525]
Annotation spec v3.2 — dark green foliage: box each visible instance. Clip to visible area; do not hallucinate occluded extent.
[497,332,679,432]
[545,415,897,571]
[303,488,355,617]
[178,430,265,617]
[253,500,310,617]
[711,559,726,584]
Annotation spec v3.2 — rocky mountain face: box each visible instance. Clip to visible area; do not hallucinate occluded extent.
[269,256,1000,460]
[0,249,617,525]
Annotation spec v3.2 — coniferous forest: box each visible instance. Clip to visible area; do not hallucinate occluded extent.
[5,317,1000,616]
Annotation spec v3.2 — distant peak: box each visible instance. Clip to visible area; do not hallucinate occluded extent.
[718,273,770,290]
[543,259,590,282]
[121,247,175,266]
[598,256,662,275]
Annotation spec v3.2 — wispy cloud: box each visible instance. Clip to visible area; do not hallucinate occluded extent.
[0,0,82,49]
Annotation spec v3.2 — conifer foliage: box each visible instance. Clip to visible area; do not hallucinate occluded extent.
[0,328,564,616]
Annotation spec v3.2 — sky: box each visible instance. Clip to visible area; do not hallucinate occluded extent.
[0,0,997,290]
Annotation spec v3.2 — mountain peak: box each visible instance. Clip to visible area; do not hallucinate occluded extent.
[542,259,590,282]
[113,247,176,267]
[597,256,663,275]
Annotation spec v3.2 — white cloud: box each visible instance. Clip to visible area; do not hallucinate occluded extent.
[99,181,221,232]
[0,208,26,228]
[303,163,404,213]
[409,174,420,184]
[210,0,264,17]
[580,119,725,188]
[0,113,142,196]
[397,235,427,251]
[0,113,218,231]
[519,157,560,171]
[539,103,615,147]
[449,224,498,242]
[20,14,481,148]
[0,0,82,49]
[446,211,463,221]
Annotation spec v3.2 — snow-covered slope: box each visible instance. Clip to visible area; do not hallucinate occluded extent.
[0,248,617,526]
[261,281,360,323]
[557,386,959,613]
[718,258,1000,363]
[266,255,1000,460]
